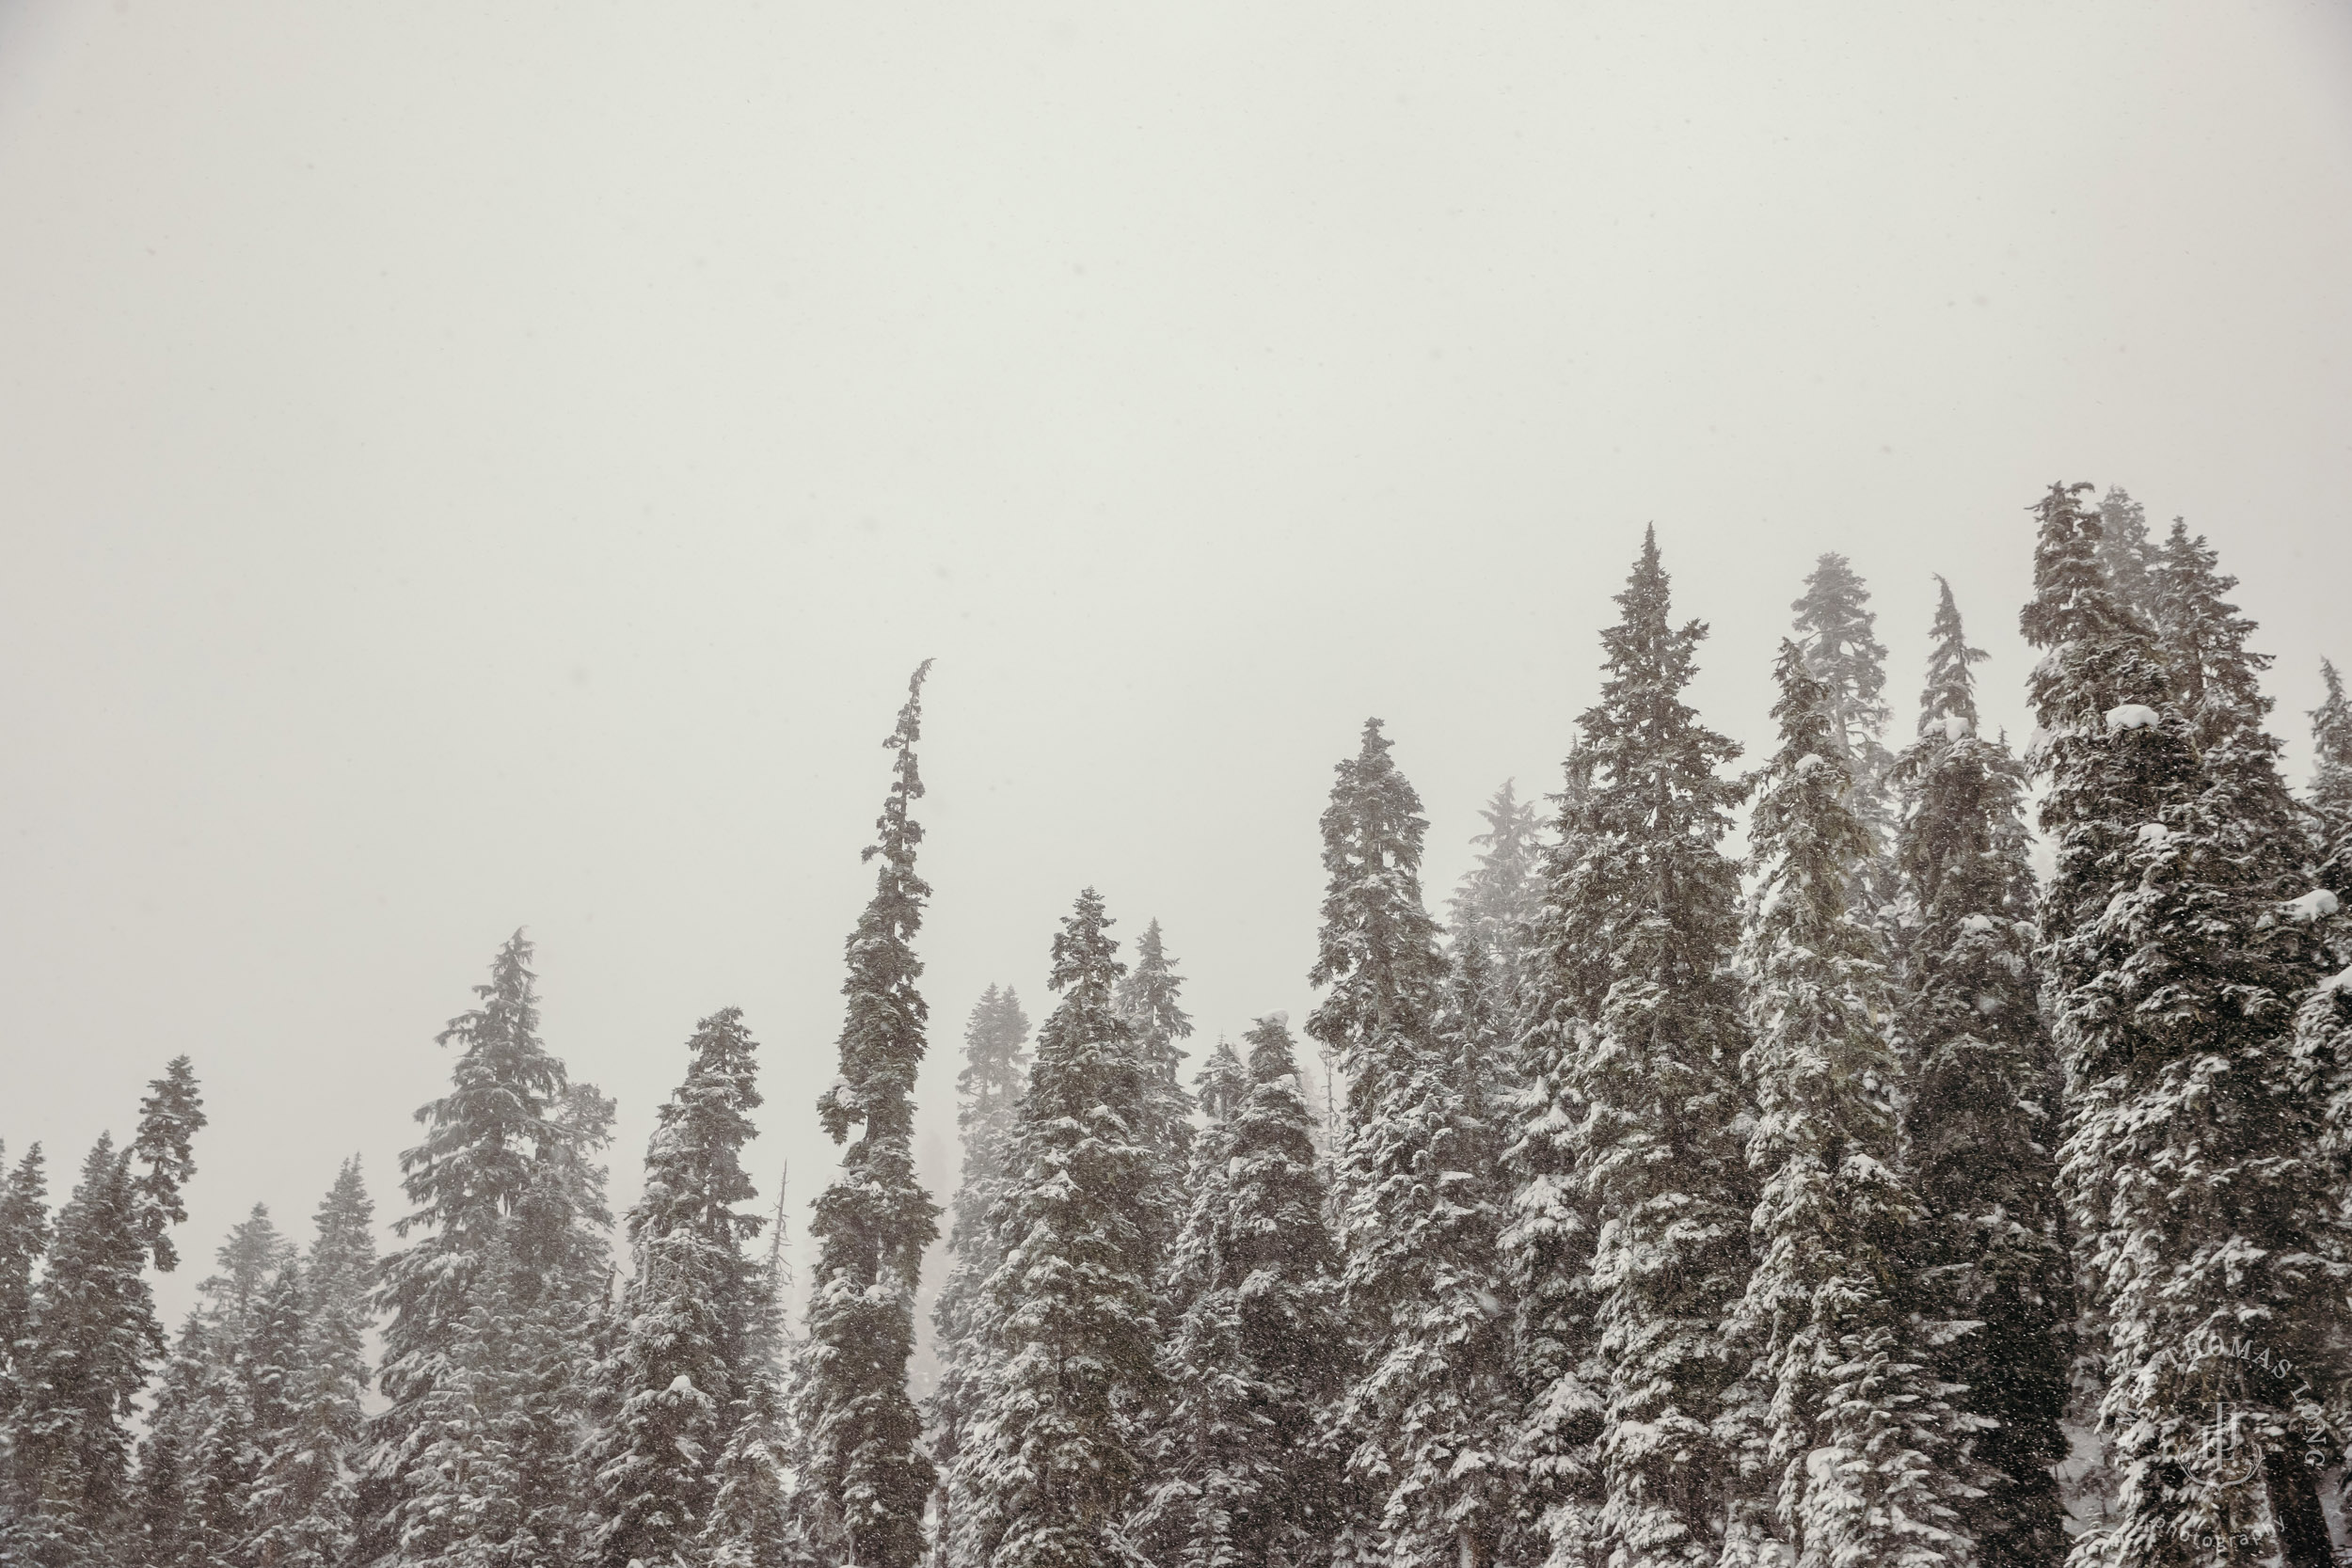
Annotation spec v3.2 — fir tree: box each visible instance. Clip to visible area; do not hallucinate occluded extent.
[1116,919,1199,1266]
[2020,481,2345,1567]
[2149,517,2273,760]
[246,1161,376,1568]
[1791,552,1899,919]
[1309,719,1516,1568]
[1517,531,1753,1568]
[3,1061,203,1561]
[952,890,1159,1568]
[1136,1016,1343,1568]
[2310,659,2352,905]
[930,986,1032,1568]
[1449,780,1548,1010]
[0,1143,49,1413]
[2093,487,2157,623]
[1889,582,2074,1568]
[1719,641,1980,1568]
[804,662,942,1568]
[585,1006,768,1568]
[371,930,612,1567]
[705,1177,814,1568]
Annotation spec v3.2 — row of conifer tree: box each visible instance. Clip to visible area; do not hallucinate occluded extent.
[3,482,2348,1568]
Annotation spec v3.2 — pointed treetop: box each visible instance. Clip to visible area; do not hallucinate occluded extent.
[130,1054,205,1273]
[866,659,934,870]
[2095,484,2156,615]
[2151,515,2273,744]
[1195,1039,1248,1124]
[2314,658,2352,779]
[1791,551,1891,752]
[1919,575,1990,734]
[1050,886,1125,1002]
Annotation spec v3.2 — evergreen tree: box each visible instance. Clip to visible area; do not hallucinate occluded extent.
[2093,486,2157,623]
[1448,780,1548,1010]
[803,661,942,1568]
[705,1179,813,1568]
[585,1006,767,1568]
[133,1315,205,1567]
[1136,1016,1343,1568]
[1791,552,1898,918]
[1117,920,1199,1265]
[951,890,1159,1568]
[1889,581,2074,1568]
[2,1061,203,1562]
[371,930,612,1567]
[246,1161,376,1568]
[1510,530,1752,1568]
[1719,641,1980,1568]
[2020,481,2344,1567]
[2310,659,2352,904]
[0,1144,49,1413]
[1309,719,1516,1568]
[2149,517,2273,760]
[930,986,1032,1568]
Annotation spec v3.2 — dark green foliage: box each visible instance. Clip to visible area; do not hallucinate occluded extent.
[805,662,943,1568]
[1888,586,2074,1568]
[129,1057,206,1277]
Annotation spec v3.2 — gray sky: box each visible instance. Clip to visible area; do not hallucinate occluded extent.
[4,1,2348,1344]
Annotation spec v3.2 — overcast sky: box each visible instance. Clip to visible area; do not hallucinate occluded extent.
[4,1,2348,1351]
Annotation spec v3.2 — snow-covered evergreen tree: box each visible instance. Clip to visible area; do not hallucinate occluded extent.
[1136,1015,1343,1568]
[2093,486,2157,624]
[1,1061,203,1564]
[1449,780,1548,1012]
[1720,641,1982,1568]
[2309,659,2352,904]
[1117,919,1199,1268]
[704,1173,816,1568]
[371,930,612,1566]
[246,1160,376,1568]
[0,1143,49,1416]
[1791,552,1899,920]
[585,1005,768,1567]
[1889,579,2074,1568]
[951,889,1160,1568]
[1309,719,1517,1568]
[2149,517,2273,761]
[1507,530,1752,1568]
[930,986,1032,1568]
[2020,481,2345,1567]
[803,662,943,1568]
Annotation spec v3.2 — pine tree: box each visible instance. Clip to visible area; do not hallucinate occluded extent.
[1791,552,1899,919]
[2020,481,2345,1568]
[2093,487,2157,623]
[705,1178,814,1568]
[1308,719,1516,1568]
[804,662,942,1568]
[1449,780,1548,1010]
[951,890,1160,1568]
[1719,641,1980,1568]
[930,986,1032,1568]
[2,1061,203,1562]
[1137,1016,1343,1568]
[371,930,612,1567]
[1888,580,2074,1568]
[1510,531,1753,1568]
[585,1006,768,1568]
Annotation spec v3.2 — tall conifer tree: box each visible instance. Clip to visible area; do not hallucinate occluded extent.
[1508,530,1751,1568]
[1137,1016,1343,1568]
[930,986,1032,1568]
[1720,642,1980,1568]
[804,662,943,1568]
[951,890,1159,1568]
[1889,579,2074,1568]
[1117,921,1198,1264]
[2020,481,2344,1567]
[0,1145,49,1418]
[2094,487,2157,623]
[1449,780,1548,1011]
[587,1006,768,1566]
[1310,720,1516,1568]
[2309,660,2352,903]
[1791,552,1898,919]
[371,930,612,1566]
